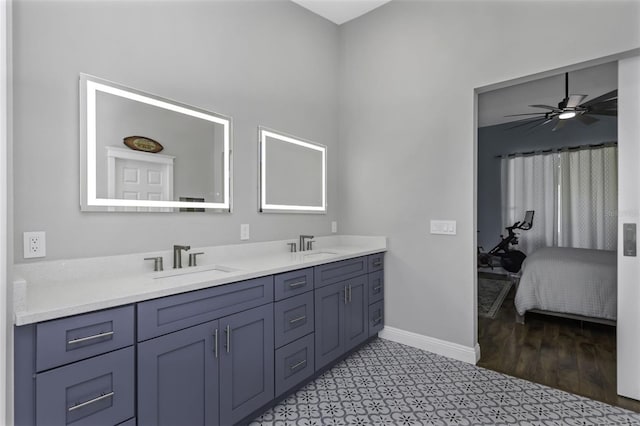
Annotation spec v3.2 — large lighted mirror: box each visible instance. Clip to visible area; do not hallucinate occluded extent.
[259,127,326,213]
[80,74,232,212]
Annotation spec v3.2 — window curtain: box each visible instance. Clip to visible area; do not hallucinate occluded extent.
[558,146,617,250]
[501,145,617,254]
[501,153,558,255]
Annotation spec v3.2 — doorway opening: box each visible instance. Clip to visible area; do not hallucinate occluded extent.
[474,60,639,412]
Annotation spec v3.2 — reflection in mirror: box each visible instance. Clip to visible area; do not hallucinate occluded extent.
[80,74,232,212]
[259,127,326,213]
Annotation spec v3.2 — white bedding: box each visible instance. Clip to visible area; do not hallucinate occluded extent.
[514,247,617,320]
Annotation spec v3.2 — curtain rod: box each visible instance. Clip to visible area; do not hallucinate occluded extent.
[494,141,617,159]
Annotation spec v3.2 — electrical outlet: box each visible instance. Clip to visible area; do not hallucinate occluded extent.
[240,224,250,241]
[24,231,46,258]
[331,221,338,233]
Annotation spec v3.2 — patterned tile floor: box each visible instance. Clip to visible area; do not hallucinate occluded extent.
[250,338,640,425]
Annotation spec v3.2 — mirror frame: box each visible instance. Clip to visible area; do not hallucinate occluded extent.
[79,73,232,212]
[258,126,327,214]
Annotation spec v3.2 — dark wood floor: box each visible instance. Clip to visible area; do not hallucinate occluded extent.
[477,274,640,413]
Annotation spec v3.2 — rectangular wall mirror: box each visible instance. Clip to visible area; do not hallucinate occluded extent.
[80,74,232,212]
[259,127,326,213]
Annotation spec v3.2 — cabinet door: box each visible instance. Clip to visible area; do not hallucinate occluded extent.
[219,304,274,426]
[344,275,369,352]
[138,321,219,426]
[314,281,345,370]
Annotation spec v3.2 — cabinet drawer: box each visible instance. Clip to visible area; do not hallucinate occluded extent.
[275,333,315,397]
[35,346,135,426]
[138,276,273,341]
[314,257,368,289]
[274,292,314,348]
[368,253,384,272]
[368,271,384,304]
[36,305,134,372]
[369,301,384,337]
[274,268,313,301]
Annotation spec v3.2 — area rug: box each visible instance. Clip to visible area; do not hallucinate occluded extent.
[478,275,512,318]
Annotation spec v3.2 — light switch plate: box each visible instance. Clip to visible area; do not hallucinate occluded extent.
[430,220,456,235]
[624,223,636,256]
[240,224,250,241]
[331,221,337,233]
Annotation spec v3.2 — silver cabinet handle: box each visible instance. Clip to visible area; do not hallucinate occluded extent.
[344,286,348,304]
[68,392,114,412]
[348,284,352,303]
[289,359,307,371]
[67,331,114,345]
[373,316,383,324]
[373,285,382,292]
[289,315,306,324]
[225,325,231,353]
[373,259,382,267]
[288,280,306,288]
[213,329,218,358]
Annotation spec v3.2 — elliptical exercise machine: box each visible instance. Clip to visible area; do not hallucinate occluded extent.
[478,210,534,273]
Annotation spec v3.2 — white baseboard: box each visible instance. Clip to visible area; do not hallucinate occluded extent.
[379,326,481,364]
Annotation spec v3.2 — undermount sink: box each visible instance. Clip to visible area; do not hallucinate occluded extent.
[302,251,338,260]
[152,264,237,280]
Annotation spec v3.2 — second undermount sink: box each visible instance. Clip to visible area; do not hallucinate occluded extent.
[302,251,338,260]
[152,264,237,280]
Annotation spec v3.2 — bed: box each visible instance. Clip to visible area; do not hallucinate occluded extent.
[514,247,617,325]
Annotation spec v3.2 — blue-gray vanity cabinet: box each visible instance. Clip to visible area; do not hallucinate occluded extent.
[137,320,220,426]
[35,346,135,426]
[368,270,384,305]
[368,253,384,272]
[314,257,368,289]
[137,275,273,342]
[274,267,313,301]
[36,305,134,372]
[369,301,384,337]
[314,275,368,370]
[274,333,315,397]
[274,291,314,349]
[219,303,274,426]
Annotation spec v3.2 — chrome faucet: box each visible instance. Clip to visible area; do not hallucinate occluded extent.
[173,245,191,269]
[299,235,314,252]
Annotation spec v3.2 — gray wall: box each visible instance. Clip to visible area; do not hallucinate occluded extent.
[477,116,618,251]
[12,0,340,260]
[337,0,639,349]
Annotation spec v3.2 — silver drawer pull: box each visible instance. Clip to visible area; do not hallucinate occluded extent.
[288,280,306,288]
[225,325,231,353]
[289,359,307,371]
[373,285,382,292]
[373,316,383,324]
[68,392,114,412]
[373,260,382,267]
[289,315,306,324]
[67,331,114,345]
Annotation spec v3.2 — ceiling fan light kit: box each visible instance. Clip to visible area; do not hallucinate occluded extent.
[506,72,617,131]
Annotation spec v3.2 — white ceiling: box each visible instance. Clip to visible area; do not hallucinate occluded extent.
[479,62,618,128]
[291,0,392,25]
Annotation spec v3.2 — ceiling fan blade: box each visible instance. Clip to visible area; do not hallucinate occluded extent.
[576,114,598,125]
[565,94,587,108]
[552,118,566,132]
[504,112,548,117]
[580,90,618,107]
[527,118,555,131]
[529,104,560,111]
[588,99,617,110]
[506,117,546,130]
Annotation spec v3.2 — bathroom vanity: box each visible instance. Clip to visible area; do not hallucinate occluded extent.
[13,236,385,426]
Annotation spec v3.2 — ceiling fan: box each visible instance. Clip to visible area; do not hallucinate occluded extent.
[506,72,617,131]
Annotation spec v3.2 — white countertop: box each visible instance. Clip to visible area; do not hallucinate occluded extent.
[13,235,386,326]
